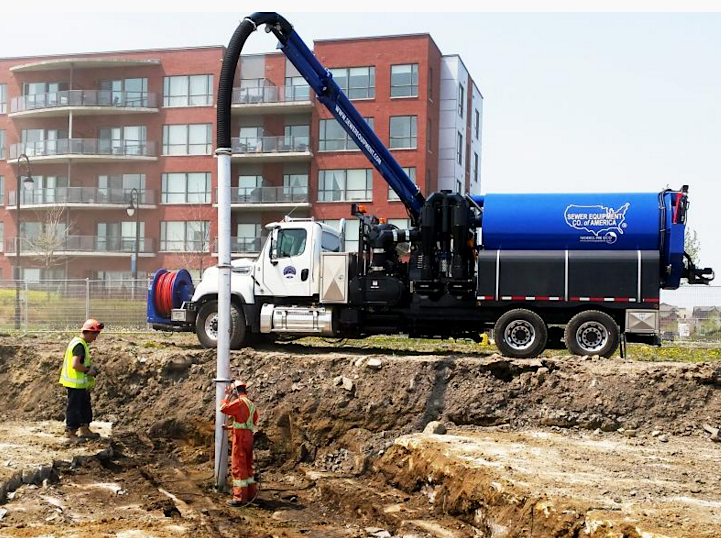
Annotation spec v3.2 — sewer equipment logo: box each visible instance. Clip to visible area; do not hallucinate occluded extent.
[564,203,630,244]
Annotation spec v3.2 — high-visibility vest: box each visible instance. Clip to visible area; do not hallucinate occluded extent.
[232,397,258,432]
[58,337,94,389]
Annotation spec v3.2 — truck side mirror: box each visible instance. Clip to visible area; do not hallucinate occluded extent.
[269,228,279,265]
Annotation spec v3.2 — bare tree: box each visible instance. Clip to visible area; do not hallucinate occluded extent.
[173,202,214,282]
[24,204,74,278]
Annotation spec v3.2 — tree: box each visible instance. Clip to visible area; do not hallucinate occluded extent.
[685,227,701,265]
[24,204,73,279]
[173,202,214,282]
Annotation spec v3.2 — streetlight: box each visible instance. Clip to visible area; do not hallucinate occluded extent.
[126,188,141,281]
[14,154,35,330]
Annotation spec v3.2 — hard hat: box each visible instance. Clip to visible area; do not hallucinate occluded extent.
[231,380,247,391]
[81,319,104,332]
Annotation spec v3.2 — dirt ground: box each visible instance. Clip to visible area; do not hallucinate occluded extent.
[0,332,720,537]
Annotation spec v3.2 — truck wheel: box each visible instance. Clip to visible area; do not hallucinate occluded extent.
[195,300,248,349]
[494,309,548,358]
[564,310,619,358]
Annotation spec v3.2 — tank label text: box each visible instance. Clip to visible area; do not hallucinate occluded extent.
[564,203,630,245]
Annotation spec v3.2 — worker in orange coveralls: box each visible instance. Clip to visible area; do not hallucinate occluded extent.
[221,380,259,506]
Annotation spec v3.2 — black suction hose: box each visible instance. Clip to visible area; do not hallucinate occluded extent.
[217,13,293,149]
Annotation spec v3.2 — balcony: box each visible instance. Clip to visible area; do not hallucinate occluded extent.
[215,186,310,211]
[231,84,313,115]
[6,188,156,210]
[213,236,268,258]
[5,236,156,257]
[231,136,312,163]
[9,90,159,118]
[8,139,157,164]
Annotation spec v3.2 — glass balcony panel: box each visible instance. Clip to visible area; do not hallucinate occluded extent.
[5,235,153,253]
[9,139,156,159]
[8,188,154,206]
[232,84,312,105]
[226,186,309,204]
[231,135,310,155]
[10,90,157,113]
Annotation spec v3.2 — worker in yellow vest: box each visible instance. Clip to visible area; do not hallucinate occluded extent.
[221,380,259,506]
[58,319,104,442]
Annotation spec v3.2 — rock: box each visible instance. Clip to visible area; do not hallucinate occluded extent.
[333,376,343,386]
[622,429,638,438]
[354,357,366,367]
[291,383,303,392]
[423,421,447,435]
[651,430,662,437]
[658,435,669,443]
[366,358,382,370]
[334,377,354,391]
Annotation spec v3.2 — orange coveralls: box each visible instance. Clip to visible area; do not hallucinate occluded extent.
[220,394,259,503]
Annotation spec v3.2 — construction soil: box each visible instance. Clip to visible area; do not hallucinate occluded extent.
[0,333,720,538]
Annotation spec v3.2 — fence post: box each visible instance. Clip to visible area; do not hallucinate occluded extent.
[85,278,90,320]
[24,279,29,330]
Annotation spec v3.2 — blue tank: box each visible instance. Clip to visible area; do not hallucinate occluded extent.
[472,190,687,288]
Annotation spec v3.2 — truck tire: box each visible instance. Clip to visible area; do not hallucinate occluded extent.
[494,309,548,359]
[195,300,248,350]
[564,310,619,358]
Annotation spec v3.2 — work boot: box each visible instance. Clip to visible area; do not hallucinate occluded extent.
[78,425,100,440]
[64,428,82,444]
[226,498,244,507]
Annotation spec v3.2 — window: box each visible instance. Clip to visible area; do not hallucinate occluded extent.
[284,124,309,150]
[0,222,3,252]
[162,172,211,204]
[22,82,69,110]
[318,169,373,202]
[284,75,310,101]
[329,66,375,99]
[0,85,6,114]
[162,124,212,155]
[97,221,145,252]
[100,78,148,107]
[0,130,4,160]
[276,229,307,258]
[389,167,416,201]
[98,174,145,198]
[457,180,462,194]
[22,175,68,205]
[473,152,479,184]
[428,67,433,101]
[321,230,341,253]
[99,126,147,155]
[319,117,374,151]
[458,85,465,117]
[390,116,417,149]
[474,109,480,139]
[236,222,263,253]
[427,119,432,151]
[457,132,463,165]
[163,75,214,107]
[390,64,419,97]
[0,176,3,205]
[284,172,309,200]
[160,221,210,251]
[20,128,67,156]
[321,219,360,252]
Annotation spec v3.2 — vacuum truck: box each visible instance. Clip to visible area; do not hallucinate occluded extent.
[147,12,714,359]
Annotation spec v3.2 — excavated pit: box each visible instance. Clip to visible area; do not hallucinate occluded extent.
[0,333,720,537]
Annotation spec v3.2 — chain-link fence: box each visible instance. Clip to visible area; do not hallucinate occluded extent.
[0,279,150,331]
[1,278,720,341]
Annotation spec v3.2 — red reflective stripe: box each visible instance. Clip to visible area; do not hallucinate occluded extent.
[589,297,604,302]
[535,296,550,301]
[673,192,682,224]
[643,298,660,303]
[511,296,526,301]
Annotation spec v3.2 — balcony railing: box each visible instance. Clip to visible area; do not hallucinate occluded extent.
[8,188,155,207]
[232,84,311,105]
[10,90,158,113]
[214,235,268,254]
[231,136,310,155]
[5,236,154,254]
[220,186,309,204]
[9,139,156,160]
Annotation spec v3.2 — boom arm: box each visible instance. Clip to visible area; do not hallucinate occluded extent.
[218,12,425,224]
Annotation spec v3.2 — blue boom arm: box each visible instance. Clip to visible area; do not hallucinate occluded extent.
[252,13,425,224]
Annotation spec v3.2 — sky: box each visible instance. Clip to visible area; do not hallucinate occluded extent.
[1,8,719,288]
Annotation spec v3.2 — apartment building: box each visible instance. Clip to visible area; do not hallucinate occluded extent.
[0,34,482,282]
